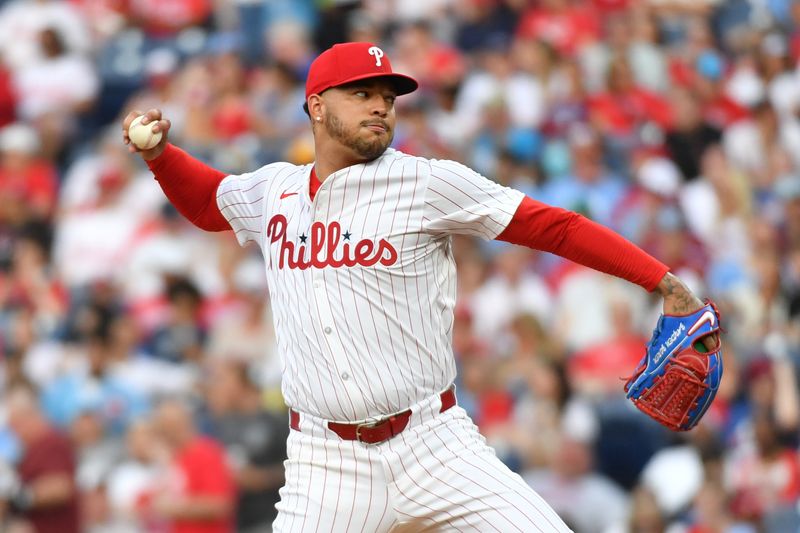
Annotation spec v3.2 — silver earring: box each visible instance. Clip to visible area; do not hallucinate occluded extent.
[316,116,322,121]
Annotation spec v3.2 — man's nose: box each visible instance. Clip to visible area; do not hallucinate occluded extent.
[370,96,388,116]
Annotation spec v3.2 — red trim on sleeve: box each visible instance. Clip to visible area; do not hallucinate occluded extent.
[496,196,669,292]
[146,144,230,231]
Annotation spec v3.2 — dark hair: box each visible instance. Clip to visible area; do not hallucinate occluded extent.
[40,27,66,57]
[166,277,202,305]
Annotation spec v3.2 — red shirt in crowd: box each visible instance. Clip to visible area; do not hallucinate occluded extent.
[700,93,750,129]
[568,334,648,394]
[728,448,800,520]
[17,429,80,533]
[172,436,236,533]
[129,0,212,36]
[0,160,58,218]
[0,65,16,127]
[516,4,600,57]
[588,88,673,135]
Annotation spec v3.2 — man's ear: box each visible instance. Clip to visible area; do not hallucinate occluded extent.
[308,94,324,122]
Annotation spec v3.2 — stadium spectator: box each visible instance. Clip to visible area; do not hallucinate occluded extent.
[664,87,722,181]
[0,123,57,224]
[41,333,149,436]
[538,122,627,226]
[141,399,236,533]
[2,382,80,533]
[144,277,206,364]
[129,0,213,38]
[105,419,168,533]
[469,245,553,353]
[618,485,668,533]
[70,398,123,531]
[524,431,629,533]
[206,256,279,380]
[0,0,91,71]
[588,55,672,138]
[568,297,649,398]
[726,409,800,522]
[516,0,601,58]
[683,481,757,533]
[203,359,288,531]
[491,313,578,470]
[13,27,99,160]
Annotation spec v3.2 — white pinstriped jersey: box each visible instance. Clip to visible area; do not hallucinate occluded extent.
[216,148,524,421]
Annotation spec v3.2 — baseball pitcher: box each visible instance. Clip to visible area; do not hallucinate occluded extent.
[122,42,722,532]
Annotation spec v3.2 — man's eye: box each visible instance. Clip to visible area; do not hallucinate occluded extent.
[355,91,367,97]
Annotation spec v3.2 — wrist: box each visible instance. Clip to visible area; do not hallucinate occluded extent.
[142,146,166,161]
[144,143,174,167]
[655,272,682,297]
[656,272,705,315]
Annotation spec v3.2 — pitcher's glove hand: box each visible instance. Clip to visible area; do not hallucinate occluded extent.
[625,300,723,431]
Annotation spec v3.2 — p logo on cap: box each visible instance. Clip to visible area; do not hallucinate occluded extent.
[368,46,384,66]
[305,42,418,101]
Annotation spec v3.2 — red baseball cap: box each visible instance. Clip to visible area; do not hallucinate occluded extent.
[305,42,418,101]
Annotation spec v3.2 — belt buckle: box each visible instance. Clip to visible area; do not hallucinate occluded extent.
[355,418,384,443]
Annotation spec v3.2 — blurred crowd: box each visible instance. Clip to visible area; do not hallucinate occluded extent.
[0,0,799,531]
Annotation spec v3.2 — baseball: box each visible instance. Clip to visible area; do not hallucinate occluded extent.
[128,115,162,150]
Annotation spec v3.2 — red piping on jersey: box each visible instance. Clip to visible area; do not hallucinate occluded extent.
[146,144,230,231]
[309,167,321,201]
[496,196,669,292]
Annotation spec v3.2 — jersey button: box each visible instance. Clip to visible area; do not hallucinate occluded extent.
[341,372,350,380]
[324,326,332,334]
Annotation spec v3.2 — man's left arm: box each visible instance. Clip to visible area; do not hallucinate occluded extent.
[496,196,717,349]
[421,160,713,344]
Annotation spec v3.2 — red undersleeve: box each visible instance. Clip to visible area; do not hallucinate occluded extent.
[146,144,230,231]
[496,196,669,292]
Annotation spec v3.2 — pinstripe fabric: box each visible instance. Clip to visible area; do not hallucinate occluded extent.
[216,148,570,531]
[272,392,571,532]
[216,149,525,422]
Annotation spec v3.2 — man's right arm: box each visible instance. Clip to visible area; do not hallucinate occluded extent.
[145,144,230,231]
[122,109,229,232]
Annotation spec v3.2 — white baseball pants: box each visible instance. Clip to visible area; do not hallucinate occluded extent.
[273,390,571,532]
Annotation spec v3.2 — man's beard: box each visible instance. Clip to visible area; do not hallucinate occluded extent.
[325,113,392,160]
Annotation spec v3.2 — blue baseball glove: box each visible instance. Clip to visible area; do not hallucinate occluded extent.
[625,300,723,431]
